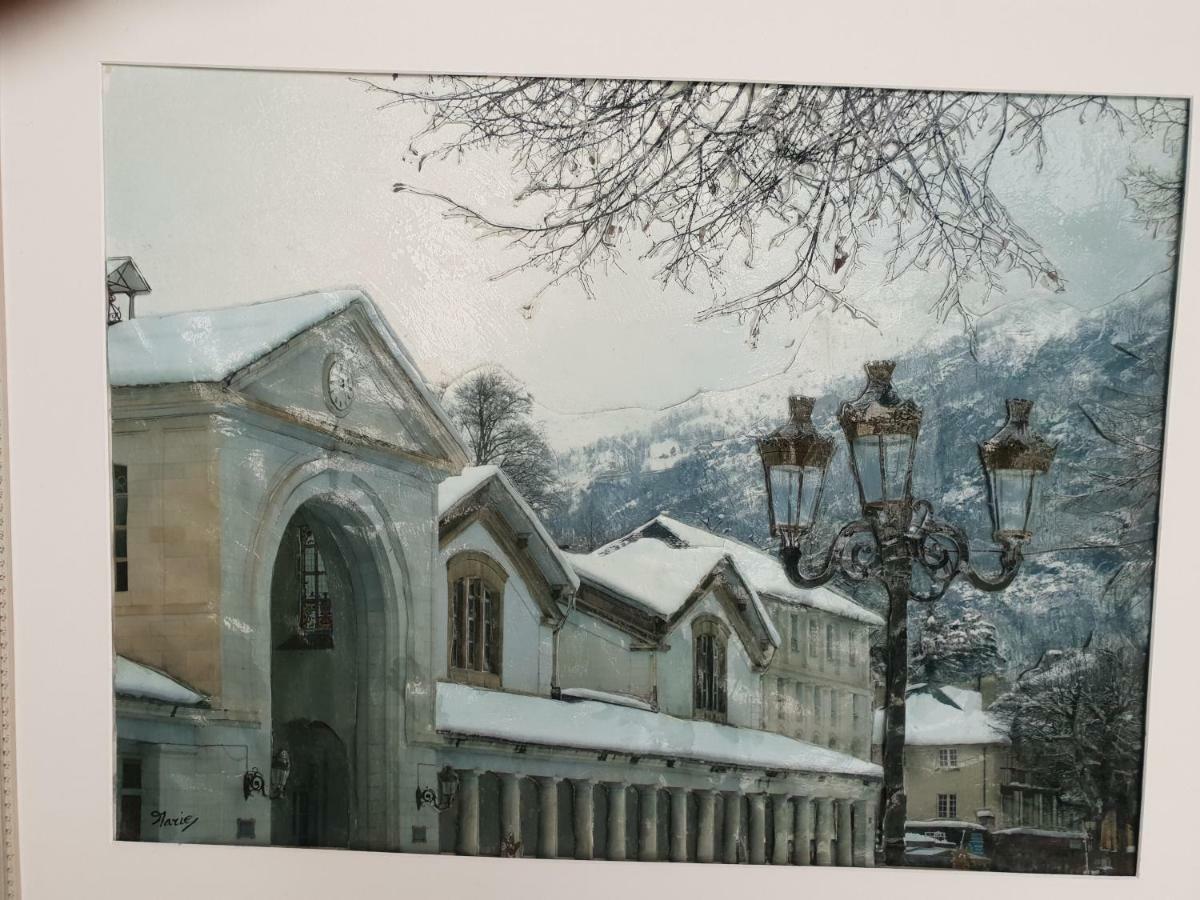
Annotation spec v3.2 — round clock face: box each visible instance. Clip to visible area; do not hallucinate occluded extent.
[326,355,355,414]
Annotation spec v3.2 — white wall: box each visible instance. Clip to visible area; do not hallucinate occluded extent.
[556,613,654,702]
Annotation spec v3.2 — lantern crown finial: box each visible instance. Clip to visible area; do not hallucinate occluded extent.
[839,359,922,438]
[757,394,834,470]
[788,394,816,424]
[864,359,897,385]
[980,398,1056,473]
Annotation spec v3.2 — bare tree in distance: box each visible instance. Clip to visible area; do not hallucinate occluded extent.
[447,369,561,514]
[360,76,1179,341]
[992,643,1146,874]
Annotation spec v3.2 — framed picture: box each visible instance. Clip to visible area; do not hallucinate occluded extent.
[2,1,1197,897]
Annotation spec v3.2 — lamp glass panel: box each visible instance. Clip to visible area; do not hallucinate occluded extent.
[853,435,883,503]
[882,434,914,501]
[770,465,801,530]
[797,465,824,528]
[992,468,1036,534]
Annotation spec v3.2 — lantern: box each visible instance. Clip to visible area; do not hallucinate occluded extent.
[838,361,923,510]
[757,396,835,545]
[980,399,1056,543]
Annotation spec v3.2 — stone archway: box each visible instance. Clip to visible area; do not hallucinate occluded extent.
[253,465,409,851]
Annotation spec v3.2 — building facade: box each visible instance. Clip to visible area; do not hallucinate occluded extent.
[870,683,1085,869]
[111,286,882,864]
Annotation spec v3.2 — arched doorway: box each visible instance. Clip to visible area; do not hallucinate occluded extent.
[267,497,394,849]
[275,719,351,847]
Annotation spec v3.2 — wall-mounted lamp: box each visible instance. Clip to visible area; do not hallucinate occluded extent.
[415,765,459,811]
[244,749,291,801]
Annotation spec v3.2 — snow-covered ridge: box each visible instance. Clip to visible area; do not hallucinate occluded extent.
[436,681,881,778]
[566,537,781,647]
[566,541,729,619]
[107,289,358,386]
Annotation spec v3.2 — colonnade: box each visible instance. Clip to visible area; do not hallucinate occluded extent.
[454,769,875,866]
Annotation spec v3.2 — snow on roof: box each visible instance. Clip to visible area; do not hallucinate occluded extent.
[107,287,470,462]
[108,290,357,386]
[907,819,989,832]
[559,687,655,712]
[439,465,579,591]
[438,465,502,518]
[115,655,207,705]
[615,516,884,627]
[994,827,1087,840]
[567,541,728,618]
[570,537,781,646]
[436,681,880,778]
[872,686,1007,746]
[905,832,953,847]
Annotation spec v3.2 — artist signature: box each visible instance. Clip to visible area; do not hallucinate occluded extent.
[150,810,199,833]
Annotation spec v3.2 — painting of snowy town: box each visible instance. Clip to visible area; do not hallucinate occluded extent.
[104,66,1184,876]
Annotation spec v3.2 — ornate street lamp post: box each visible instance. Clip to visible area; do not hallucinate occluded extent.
[756,361,1055,867]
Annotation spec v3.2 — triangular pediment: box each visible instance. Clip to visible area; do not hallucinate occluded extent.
[227,301,468,468]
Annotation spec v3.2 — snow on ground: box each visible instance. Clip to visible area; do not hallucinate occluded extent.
[436,681,881,778]
[115,655,207,705]
[644,439,685,472]
[872,686,1007,746]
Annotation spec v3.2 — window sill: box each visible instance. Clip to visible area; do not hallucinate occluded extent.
[449,668,502,689]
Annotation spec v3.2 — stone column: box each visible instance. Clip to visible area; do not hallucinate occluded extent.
[538,777,560,859]
[723,792,742,864]
[669,788,689,862]
[607,782,628,861]
[852,798,873,867]
[574,779,595,860]
[793,796,812,865]
[457,769,481,856]
[500,773,522,854]
[697,790,717,863]
[814,797,834,866]
[836,799,854,866]
[749,795,767,865]
[638,785,659,861]
[772,795,793,866]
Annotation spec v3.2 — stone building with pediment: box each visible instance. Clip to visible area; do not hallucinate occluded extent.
[110,285,883,864]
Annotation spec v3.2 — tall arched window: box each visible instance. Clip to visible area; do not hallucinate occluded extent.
[693,617,728,722]
[297,523,333,647]
[447,552,506,687]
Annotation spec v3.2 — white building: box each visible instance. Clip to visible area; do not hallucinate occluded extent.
[110,285,882,864]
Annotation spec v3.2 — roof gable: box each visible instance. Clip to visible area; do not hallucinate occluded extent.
[567,538,780,658]
[108,288,471,467]
[605,515,884,627]
[439,465,580,595]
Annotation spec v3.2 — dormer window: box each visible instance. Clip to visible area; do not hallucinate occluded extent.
[693,617,728,723]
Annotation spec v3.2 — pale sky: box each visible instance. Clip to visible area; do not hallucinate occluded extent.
[103,66,1180,445]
